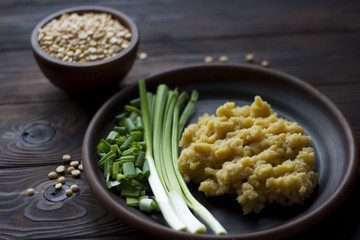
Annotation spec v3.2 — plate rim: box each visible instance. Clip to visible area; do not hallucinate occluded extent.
[82,63,359,240]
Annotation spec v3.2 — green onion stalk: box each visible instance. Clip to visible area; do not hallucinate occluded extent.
[139,79,227,235]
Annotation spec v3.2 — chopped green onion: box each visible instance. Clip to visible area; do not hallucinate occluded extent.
[114,137,126,146]
[119,155,135,162]
[130,130,143,141]
[115,112,128,123]
[112,162,120,179]
[116,173,126,181]
[129,98,141,108]
[113,126,127,135]
[142,159,150,177]
[116,179,131,190]
[139,195,149,201]
[120,136,134,150]
[129,111,138,121]
[97,139,111,154]
[136,141,146,149]
[106,131,119,143]
[123,118,136,133]
[125,105,141,114]
[104,158,112,184]
[122,148,139,156]
[135,150,145,167]
[126,197,140,207]
[131,179,143,188]
[135,116,143,131]
[135,167,145,180]
[123,161,135,178]
[98,151,116,167]
[139,198,158,212]
[107,180,121,188]
[121,187,141,198]
[110,144,120,155]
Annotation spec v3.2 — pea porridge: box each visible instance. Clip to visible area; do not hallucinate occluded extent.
[178,96,318,214]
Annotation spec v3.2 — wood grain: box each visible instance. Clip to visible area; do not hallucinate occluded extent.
[0,101,92,167]
[0,0,359,51]
[1,32,360,104]
[0,166,153,240]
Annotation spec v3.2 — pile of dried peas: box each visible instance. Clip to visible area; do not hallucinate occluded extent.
[38,12,132,63]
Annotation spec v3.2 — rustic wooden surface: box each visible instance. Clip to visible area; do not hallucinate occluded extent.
[0,0,359,239]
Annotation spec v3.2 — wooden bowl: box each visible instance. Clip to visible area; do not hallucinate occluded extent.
[30,6,139,95]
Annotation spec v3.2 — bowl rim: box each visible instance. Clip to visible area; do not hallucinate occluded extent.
[82,63,359,239]
[30,5,139,68]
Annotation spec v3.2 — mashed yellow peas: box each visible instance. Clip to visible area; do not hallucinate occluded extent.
[178,96,318,214]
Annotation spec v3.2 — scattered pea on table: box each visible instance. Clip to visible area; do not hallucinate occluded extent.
[27,188,35,196]
[48,171,57,179]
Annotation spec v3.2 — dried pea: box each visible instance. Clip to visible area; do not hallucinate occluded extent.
[261,60,270,67]
[63,154,71,162]
[71,169,81,177]
[78,164,83,171]
[27,188,35,196]
[70,184,79,192]
[65,189,73,196]
[204,56,214,63]
[67,166,75,174]
[138,52,148,60]
[48,171,57,179]
[58,176,66,184]
[70,161,79,168]
[56,165,65,173]
[219,55,228,63]
[245,53,255,62]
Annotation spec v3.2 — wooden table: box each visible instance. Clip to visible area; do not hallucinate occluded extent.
[1,0,359,239]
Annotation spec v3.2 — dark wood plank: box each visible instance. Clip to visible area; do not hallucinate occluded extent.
[0,149,359,239]
[0,100,95,167]
[1,32,360,104]
[0,165,153,239]
[0,0,360,51]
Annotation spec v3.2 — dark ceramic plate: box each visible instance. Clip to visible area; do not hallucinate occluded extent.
[82,63,358,240]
